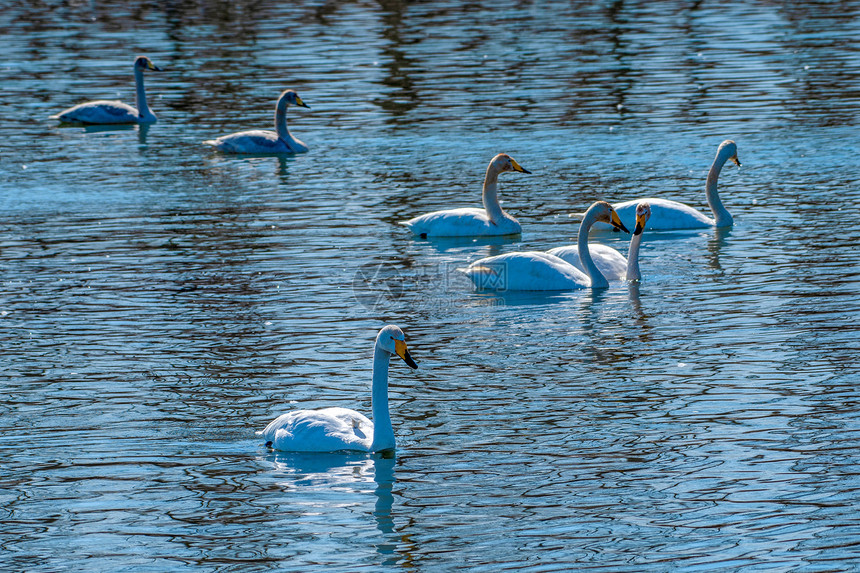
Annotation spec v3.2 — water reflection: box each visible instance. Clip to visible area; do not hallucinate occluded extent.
[706,225,733,271]
[372,456,396,534]
[264,451,407,562]
[375,0,422,120]
[468,289,579,308]
[414,234,519,255]
[79,124,137,134]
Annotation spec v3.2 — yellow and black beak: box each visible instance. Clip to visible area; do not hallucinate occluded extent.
[511,158,531,174]
[295,95,310,109]
[731,155,741,167]
[609,209,630,234]
[394,339,418,369]
[148,61,162,72]
[633,214,647,236]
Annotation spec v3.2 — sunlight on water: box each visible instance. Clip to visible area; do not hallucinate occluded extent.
[1,0,859,570]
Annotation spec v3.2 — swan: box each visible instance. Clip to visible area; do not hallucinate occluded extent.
[460,201,629,291]
[586,140,740,231]
[549,202,651,281]
[204,89,310,154]
[400,153,531,238]
[257,325,418,453]
[51,56,162,124]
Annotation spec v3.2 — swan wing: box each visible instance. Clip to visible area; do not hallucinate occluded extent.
[52,100,140,124]
[460,251,588,291]
[400,208,520,237]
[591,198,712,231]
[257,407,373,452]
[204,130,292,154]
[547,244,627,281]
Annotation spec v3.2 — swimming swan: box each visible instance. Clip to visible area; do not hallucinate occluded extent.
[460,201,629,291]
[51,56,162,124]
[549,202,651,281]
[204,89,310,154]
[257,325,418,453]
[400,153,531,238]
[587,140,740,231]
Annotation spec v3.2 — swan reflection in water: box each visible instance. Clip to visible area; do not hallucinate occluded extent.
[263,451,406,561]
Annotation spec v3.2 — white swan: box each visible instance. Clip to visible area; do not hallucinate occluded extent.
[257,325,418,453]
[587,140,740,231]
[549,202,651,281]
[204,89,310,154]
[460,201,629,291]
[400,153,531,238]
[51,56,162,124]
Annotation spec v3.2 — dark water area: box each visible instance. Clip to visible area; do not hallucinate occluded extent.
[1,1,859,570]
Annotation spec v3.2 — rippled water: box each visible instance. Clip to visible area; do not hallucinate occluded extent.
[2,1,859,570]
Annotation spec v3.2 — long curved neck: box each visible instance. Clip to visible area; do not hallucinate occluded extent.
[134,67,152,120]
[272,99,302,152]
[626,233,643,281]
[370,346,395,452]
[706,148,733,227]
[577,208,609,289]
[482,165,505,224]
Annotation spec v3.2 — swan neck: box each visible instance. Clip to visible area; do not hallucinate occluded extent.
[134,67,151,119]
[626,233,643,281]
[482,165,505,224]
[274,98,290,141]
[370,345,395,452]
[706,148,733,226]
[274,97,305,151]
[577,209,609,288]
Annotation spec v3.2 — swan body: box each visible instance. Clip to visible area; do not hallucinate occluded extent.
[51,56,162,124]
[589,140,740,231]
[460,201,628,291]
[549,202,652,282]
[547,243,628,281]
[257,325,417,453]
[400,153,530,237]
[204,89,310,154]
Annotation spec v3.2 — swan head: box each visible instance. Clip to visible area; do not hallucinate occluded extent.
[490,153,531,175]
[376,325,418,369]
[633,202,651,236]
[280,89,310,109]
[588,201,629,233]
[134,56,161,72]
[719,140,741,167]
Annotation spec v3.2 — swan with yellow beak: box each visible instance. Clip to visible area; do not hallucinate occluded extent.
[460,201,629,291]
[549,202,652,282]
[400,153,531,237]
[257,325,417,454]
[204,89,310,154]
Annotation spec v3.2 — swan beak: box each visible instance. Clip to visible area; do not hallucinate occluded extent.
[633,217,646,236]
[609,210,630,233]
[731,155,741,167]
[395,339,418,369]
[295,96,310,109]
[148,62,162,72]
[510,159,531,174]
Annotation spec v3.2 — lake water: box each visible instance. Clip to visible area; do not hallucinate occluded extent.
[1,1,859,570]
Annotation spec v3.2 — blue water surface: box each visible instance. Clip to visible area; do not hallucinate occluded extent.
[1,1,859,571]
